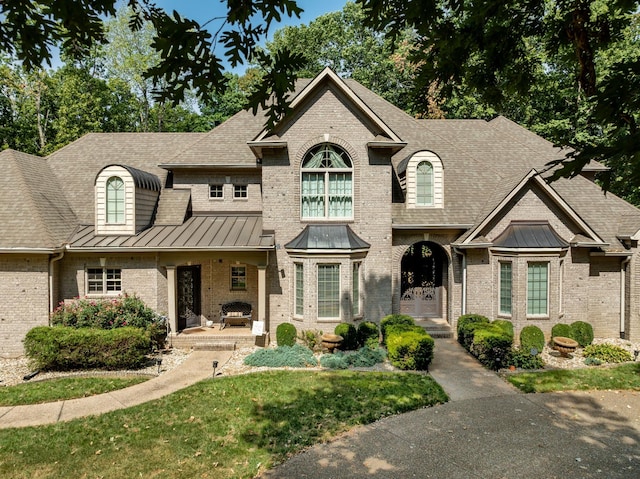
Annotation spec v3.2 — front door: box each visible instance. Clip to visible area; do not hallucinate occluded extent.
[177,265,201,330]
[400,241,446,319]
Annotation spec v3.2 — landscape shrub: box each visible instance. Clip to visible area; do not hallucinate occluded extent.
[243,344,317,367]
[335,323,358,350]
[24,326,150,371]
[507,348,545,370]
[297,329,323,351]
[469,323,513,370]
[492,319,514,338]
[380,314,415,343]
[357,321,380,348]
[519,325,545,354]
[551,323,572,340]
[276,323,297,346]
[583,343,632,363]
[456,314,490,349]
[386,328,434,370]
[570,321,594,347]
[319,346,386,369]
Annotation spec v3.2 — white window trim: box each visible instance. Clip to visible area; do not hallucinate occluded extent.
[233,184,248,200]
[317,263,341,321]
[406,151,444,209]
[209,184,224,200]
[526,261,549,317]
[294,262,304,318]
[230,264,247,291]
[498,261,512,317]
[86,267,122,296]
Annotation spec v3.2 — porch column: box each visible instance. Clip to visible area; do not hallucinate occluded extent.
[166,265,178,335]
[258,265,267,324]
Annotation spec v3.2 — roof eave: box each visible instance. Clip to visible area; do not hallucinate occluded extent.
[158,163,260,170]
[393,224,473,230]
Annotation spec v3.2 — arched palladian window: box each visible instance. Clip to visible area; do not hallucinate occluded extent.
[301,144,353,219]
[416,161,434,206]
[106,176,125,223]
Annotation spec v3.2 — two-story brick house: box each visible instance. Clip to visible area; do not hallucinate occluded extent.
[2,67,640,357]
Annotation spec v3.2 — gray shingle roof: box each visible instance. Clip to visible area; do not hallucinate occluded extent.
[154,189,192,226]
[0,149,77,250]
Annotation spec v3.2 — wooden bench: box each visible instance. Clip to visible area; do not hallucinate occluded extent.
[220,301,253,330]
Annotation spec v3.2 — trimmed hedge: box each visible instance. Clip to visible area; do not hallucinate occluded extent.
[385,324,434,370]
[570,321,594,347]
[457,314,490,350]
[469,323,513,370]
[335,323,358,350]
[357,321,380,348]
[380,314,415,343]
[24,326,150,371]
[276,323,297,346]
[551,323,572,339]
[492,319,514,338]
[519,325,545,354]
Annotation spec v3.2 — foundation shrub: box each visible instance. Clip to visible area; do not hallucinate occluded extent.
[276,323,297,347]
[492,320,514,338]
[519,325,545,354]
[380,314,415,344]
[507,348,545,369]
[357,321,380,348]
[335,323,358,350]
[583,343,632,363]
[297,329,323,352]
[386,327,434,371]
[456,314,490,350]
[570,321,594,347]
[320,346,386,369]
[243,344,317,367]
[24,326,150,371]
[551,323,572,340]
[469,323,513,371]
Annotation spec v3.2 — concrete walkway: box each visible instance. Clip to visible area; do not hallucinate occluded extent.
[0,350,231,429]
[262,339,640,478]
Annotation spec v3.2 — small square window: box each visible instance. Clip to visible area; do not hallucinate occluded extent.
[233,185,248,199]
[209,184,223,199]
[231,265,247,290]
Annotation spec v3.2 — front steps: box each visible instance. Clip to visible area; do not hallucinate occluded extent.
[168,328,261,351]
[415,318,454,339]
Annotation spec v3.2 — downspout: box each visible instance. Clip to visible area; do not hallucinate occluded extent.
[620,256,631,339]
[48,249,65,323]
[462,253,467,316]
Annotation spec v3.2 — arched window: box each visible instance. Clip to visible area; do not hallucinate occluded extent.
[301,144,353,219]
[106,176,125,223]
[416,161,434,206]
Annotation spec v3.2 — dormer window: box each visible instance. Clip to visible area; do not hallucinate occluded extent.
[106,177,125,223]
[301,144,353,219]
[406,151,443,209]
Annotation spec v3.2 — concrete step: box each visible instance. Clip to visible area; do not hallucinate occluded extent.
[415,320,454,339]
[169,333,257,351]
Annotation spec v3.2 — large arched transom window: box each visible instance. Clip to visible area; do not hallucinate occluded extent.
[416,161,434,206]
[106,176,125,223]
[301,144,353,219]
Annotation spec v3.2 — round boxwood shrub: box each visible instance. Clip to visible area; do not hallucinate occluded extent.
[335,323,358,350]
[469,323,513,370]
[387,330,434,370]
[570,321,594,347]
[551,323,572,339]
[380,314,415,343]
[276,322,297,346]
[357,321,380,348]
[519,325,545,355]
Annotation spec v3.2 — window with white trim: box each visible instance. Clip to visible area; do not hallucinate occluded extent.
[416,161,434,206]
[209,184,223,199]
[301,144,353,219]
[230,265,247,290]
[318,264,340,318]
[106,176,125,223]
[527,262,548,316]
[352,262,361,317]
[233,185,248,199]
[87,268,121,294]
[295,263,304,316]
[499,262,512,316]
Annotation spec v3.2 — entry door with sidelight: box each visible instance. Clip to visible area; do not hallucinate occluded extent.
[177,265,201,330]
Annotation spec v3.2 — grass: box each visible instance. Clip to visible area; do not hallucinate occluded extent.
[0,370,447,479]
[507,362,640,393]
[0,376,150,406]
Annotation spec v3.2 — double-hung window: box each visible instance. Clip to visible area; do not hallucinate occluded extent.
[87,268,121,294]
[352,262,361,317]
[231,265,247,290]
[295,263,304,316]
[499,262,512,316]
[527,262,549,316]
[318,264,340,318]
[301,144,353,219]
[106,177,125,223]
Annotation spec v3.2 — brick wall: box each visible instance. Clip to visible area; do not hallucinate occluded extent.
[0,255,49,357]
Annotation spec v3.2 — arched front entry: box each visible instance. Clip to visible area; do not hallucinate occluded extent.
[400,241,448,319]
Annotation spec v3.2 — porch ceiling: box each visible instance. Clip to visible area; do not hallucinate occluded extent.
[67,215,274,251]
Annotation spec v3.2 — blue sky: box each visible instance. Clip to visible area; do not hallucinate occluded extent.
[149,0,350,72]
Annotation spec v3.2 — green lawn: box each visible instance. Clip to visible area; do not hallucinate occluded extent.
[507,362,640,393]
[0,370,447,479]
[0,376,149,406]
